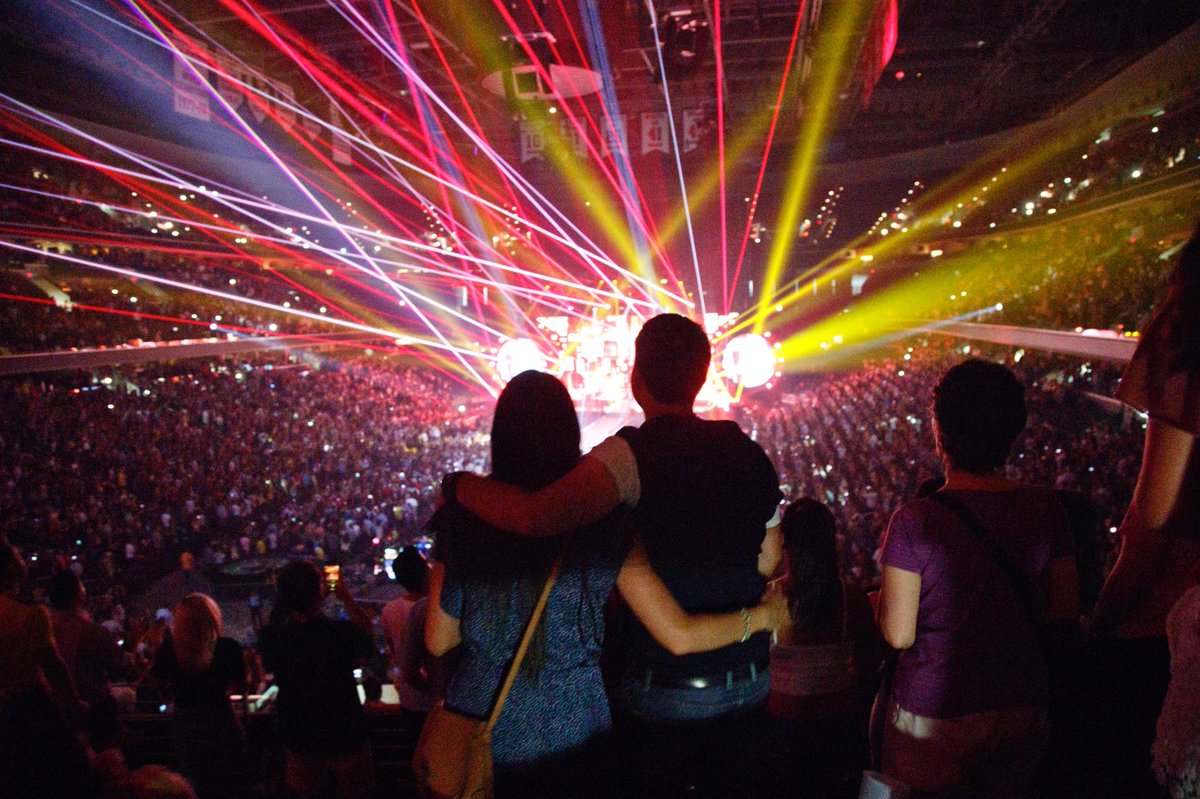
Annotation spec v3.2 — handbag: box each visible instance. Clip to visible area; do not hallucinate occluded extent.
[412,555,563,799]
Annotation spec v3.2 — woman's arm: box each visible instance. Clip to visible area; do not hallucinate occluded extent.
[617,537,786,656]
[333,577,374,639]
[1089,501,1164,632]
[424,562,462,657]
[1093,420,1196,631]
[1129,419,1195,533]
[758,523,783,579]
[877,565,921,650]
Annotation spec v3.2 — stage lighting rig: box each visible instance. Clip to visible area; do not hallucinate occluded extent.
[638,4,711,81]
[482,32,600,104]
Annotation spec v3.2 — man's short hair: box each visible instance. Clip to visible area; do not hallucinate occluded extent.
[933,359,1027,475]
[47,570,84,610]
[633,314,711,405]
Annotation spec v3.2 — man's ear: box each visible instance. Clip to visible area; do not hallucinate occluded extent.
[630,367,647,410]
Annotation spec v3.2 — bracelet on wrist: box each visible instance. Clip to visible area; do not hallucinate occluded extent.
[739,607,752,643]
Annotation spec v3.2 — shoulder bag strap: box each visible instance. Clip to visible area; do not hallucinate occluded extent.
[484,554,563,731]
[928,491,1041,631]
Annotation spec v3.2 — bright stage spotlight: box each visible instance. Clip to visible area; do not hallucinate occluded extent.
[721,333,776,388]
[496,338,547,382]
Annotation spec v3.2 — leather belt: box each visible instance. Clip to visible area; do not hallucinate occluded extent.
[637,658,769,690]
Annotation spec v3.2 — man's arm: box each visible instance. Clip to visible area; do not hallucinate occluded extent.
[617,537,786,655]
[456,455,622,537]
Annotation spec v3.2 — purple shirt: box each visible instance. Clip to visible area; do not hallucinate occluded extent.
[881,487,1072,718]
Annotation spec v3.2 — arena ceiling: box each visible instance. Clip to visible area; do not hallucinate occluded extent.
[178,0,1200,159]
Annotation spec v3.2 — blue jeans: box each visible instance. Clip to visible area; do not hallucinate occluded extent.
[614,667,772,797]
[615,665,769,723]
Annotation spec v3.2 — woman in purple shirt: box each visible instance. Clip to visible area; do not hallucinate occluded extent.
[876,360,1079,797]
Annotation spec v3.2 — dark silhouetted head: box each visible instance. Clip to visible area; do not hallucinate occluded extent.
[633,314,711,406]
[392,546,428,594]
[781,498,844,631]
[933,359,1027,475]
[273,561,323,620]
[47,570,84,610]
[491,371,580,491]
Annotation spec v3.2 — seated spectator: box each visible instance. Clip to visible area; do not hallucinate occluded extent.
[259,561,375,799]
[149,593,247,799]
[875,360,1079,797]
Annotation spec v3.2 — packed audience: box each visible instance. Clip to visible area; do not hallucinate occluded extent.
[2,84,1198,799]
[0,328,1174,797]
[0,143,378,353]
[742,341,1143,593]
[1,356,485,648]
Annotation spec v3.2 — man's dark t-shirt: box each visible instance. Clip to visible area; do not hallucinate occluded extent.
[259,617,374,756]
[617,414,782,676]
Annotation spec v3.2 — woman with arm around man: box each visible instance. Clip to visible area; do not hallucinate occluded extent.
[423,371,785,797]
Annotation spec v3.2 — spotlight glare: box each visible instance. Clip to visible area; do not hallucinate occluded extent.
[721,334,776,388]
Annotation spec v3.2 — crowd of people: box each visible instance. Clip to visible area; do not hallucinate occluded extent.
[968,94,1200,233]
[1,284,1198,799]
[741,341,1144,596]
[1,90,1198,799]
[0,356,486,653]
[0,142,368,354]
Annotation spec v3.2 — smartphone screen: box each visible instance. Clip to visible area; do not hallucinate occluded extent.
[323,564,340,592]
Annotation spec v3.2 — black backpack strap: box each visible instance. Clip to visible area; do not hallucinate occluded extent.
[928,491,1042,631]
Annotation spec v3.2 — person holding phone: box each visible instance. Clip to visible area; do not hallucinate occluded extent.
[259,561,375,799]
[323,565,341,593]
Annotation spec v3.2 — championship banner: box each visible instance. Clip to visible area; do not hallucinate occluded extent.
[682,108,705,152]
[273,83,297,131]
[172,55,210,121]
[212,51,244,110]
[601,114,627,159]
[519,120,546,163]
[568,122,589,158]
[330,101,353,165]
[641,112,668,155]
[211,52,299,131]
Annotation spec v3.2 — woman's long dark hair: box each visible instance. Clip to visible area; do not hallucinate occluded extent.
[486,371,582,676]
[782,498,845,633]
[490,371,581,491]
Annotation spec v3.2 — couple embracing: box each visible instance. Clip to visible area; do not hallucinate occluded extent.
[426,313,785,797]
